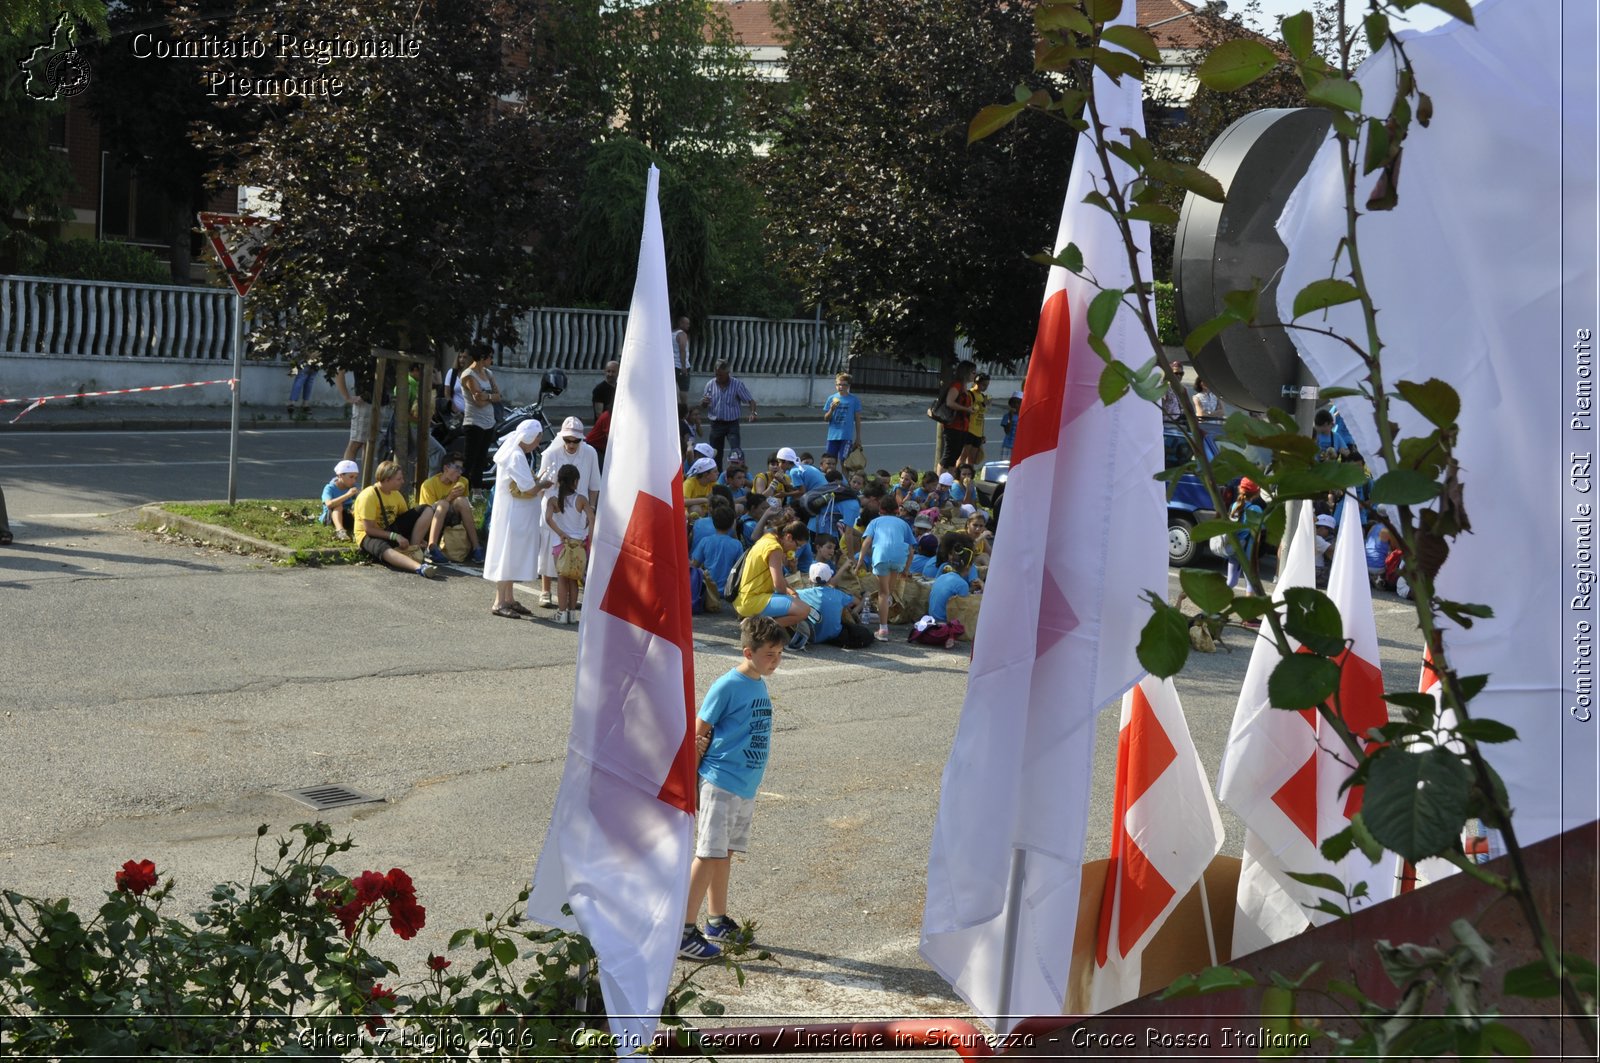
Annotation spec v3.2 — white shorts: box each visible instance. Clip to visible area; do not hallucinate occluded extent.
[695,779,756,859]
[349,402,373,442]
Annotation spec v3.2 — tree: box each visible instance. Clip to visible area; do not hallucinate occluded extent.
[202,0,555,370]
[763,0,1078,369]
[0,30,72,272]
[541,0,798,319]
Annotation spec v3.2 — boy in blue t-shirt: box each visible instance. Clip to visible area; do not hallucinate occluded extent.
[795,562,861,647]
[821,372,863,461]
[320,459,361,540]
[691,507,746,591]
[1000,391,1022,459]
[681,616,787,960]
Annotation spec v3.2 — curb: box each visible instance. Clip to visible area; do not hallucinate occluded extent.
[136,504,349,563]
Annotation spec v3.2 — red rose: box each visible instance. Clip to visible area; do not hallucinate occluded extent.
[352,871,388,906]
[388,895,426,940]
[382,868,415,900]
[115,859,158,896]
[427,954,451,972]
[367,983,397,1007]
[333,899,365,939]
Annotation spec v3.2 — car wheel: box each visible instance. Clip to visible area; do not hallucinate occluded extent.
[1168,514,1198,567]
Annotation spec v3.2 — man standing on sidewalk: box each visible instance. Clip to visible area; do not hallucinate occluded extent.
[701,360,758,469]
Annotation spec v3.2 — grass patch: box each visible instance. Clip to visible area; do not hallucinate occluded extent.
[160,500,360,563]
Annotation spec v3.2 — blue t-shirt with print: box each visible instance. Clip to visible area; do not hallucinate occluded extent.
[692,533,745,590]
[863,514,916,569]
[320,479,351,525]
[797,585,854,644]
[698,669,773,799]
[928,569,972,621]
[823,392,862,442]
[809,495,861,539]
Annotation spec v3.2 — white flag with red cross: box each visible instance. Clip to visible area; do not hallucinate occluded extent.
[527,166,697,1052]
[1090,675,1223,1011]
[1218,502,1399,957]
[919,0,1166,1027]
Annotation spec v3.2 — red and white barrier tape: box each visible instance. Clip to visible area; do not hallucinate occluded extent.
[2,378,239,424]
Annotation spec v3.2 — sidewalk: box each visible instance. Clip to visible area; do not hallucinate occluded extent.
[0,392,937,433]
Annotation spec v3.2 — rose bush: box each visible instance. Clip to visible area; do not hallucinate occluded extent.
[0,823,738,1058]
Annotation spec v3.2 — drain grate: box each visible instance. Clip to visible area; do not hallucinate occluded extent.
[280,784,384,811]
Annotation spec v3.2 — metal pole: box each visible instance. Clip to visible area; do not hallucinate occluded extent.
[804,302,823,407]
[993,847,1026,1034]
[226,291,244,505]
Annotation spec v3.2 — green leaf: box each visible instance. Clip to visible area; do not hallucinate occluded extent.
[1455,718,1518,744]
[1349,813,1385,862]
[1320,827,1356,863]
[1137,598,1191,678]
[1362,117,1392,176]
[1087,332,1113,364]
[1418,0,1475,25]
[1363,12,1390,53]
[1481,1022,1531,1058]
[1292,278,1361,318]
[1221,285,1261,321]
[1101,24,1161,63]
[1088,287,1124,338]
[1189,518,1239,542]
[1318,386,1363,400]
[1129,364,1169,403]
[1084,0,1124,22]
[1052,242,1084,273]
[1281,11,1313,60]
[1180,569,1234,613]
[491,938,518,966]
[1503,960,1561,999]
[1125,202,1180,226]
[1395,378,1460,428]
[1306,74,1363,112]
[1184,310,1236,355]
[1269,652,1341,709]
[1383,691,1437,713]
[1160,161,1226,203]
[1362,748,1473,862]
[1160,965,1257,999]
[1282,587,1345,656]
[1092,47,1144,83]
[1284,870,1345,896]
[968,102,1025,145]
[1368,469,1440,505]
[1098,362,1132,405]
[448,928,473,950]
[1196,39,1280,92]
[1457,673,1490,702]
[1438,599,1495,630]
[1036,4,1093,35]
[1233,596,1276,622]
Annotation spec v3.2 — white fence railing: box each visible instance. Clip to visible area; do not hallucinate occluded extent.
[0,274,237,361]
[1,275,857,377]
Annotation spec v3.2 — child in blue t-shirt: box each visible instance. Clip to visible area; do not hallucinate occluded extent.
[1000,391,1022,459]
[821,373,863,461]
[320,460,361,540]
[860,510,916,642]
[692,507,746,592]
[914,533,980,648]
[681,616,787,961]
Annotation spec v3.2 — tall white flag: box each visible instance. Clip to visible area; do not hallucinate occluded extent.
[1090,676,1224,1012]
[920,4,1166,1028]
[1274,0,1599,845]
[527,166,698,1052]
[1218,504,1399,957]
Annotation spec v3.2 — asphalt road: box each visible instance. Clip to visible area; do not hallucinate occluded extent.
[0,424,1427,1037]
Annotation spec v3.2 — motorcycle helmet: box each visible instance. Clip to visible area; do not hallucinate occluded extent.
[540,368,568,398]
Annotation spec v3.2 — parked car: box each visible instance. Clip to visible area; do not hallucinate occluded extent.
[970,422,1235,567]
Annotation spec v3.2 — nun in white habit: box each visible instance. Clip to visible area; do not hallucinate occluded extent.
[483,419,547,618]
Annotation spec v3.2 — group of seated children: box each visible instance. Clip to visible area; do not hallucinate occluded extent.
[687,451,993,649]
[318,452,487,578]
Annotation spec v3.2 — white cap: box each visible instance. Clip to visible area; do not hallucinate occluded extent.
[688,457,717,477]
[808,562,834,584]
[334,460,359,476]
[560,416,585,440]
[694,442,716,458]
[959,503,976,518]
[1316,514,1338,529]
[938,471,955,486]
[776,446,799,463]
[1011,390,1024,401]
[515,418,543,444]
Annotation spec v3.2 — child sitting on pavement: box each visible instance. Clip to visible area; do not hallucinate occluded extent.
[912,532,979,648]
[681,615,787,960]
[320,459,361,540]
[691,505,746,594]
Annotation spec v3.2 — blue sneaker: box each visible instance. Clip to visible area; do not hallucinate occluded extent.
[678,925,721,960]
[427,546,450,565]
[469,547,486,564]
[704,915,748,945]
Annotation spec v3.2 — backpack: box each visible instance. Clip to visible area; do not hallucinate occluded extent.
[689,565,707,614]
[723,548,750,600]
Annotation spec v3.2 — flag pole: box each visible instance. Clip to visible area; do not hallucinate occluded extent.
[226,290,243,505]
[1197,872,1219,967]
[994,848,1027,1030]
